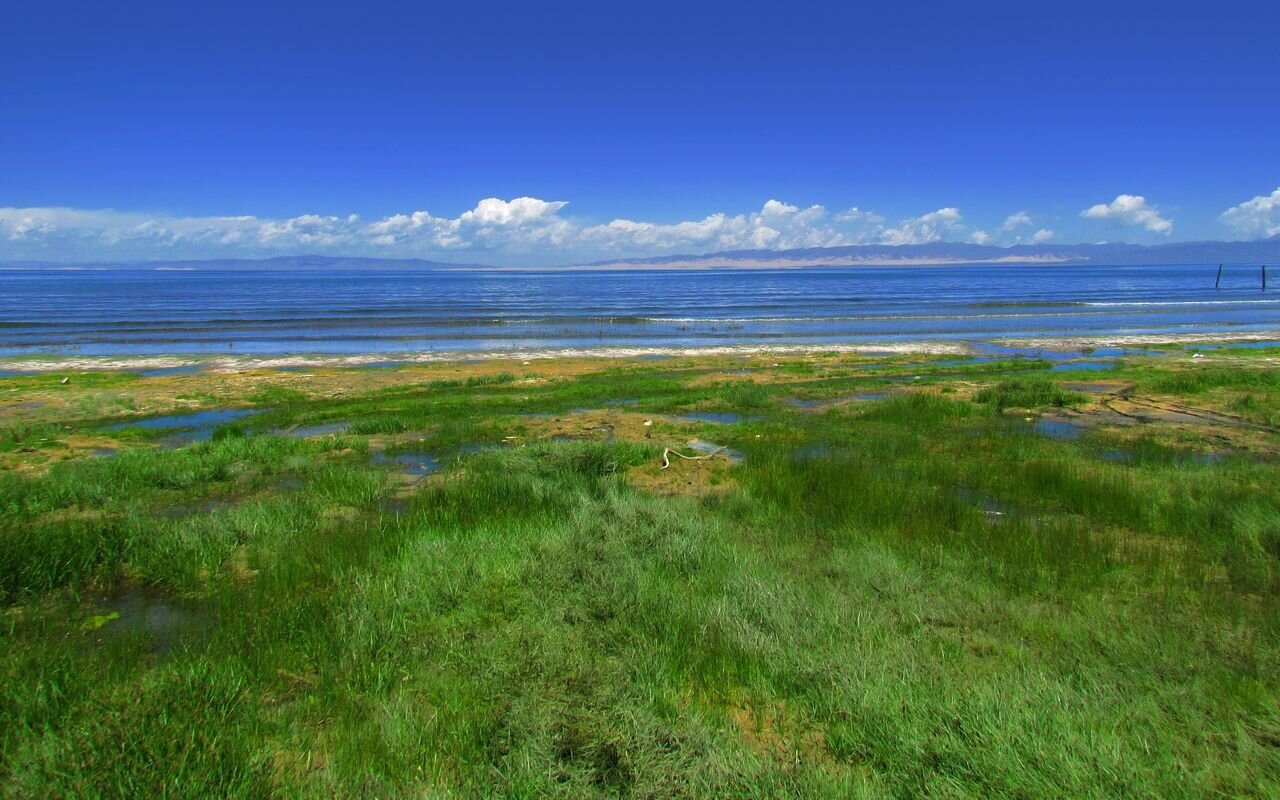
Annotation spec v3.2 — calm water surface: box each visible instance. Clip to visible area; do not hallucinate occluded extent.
[1,264,1276,356]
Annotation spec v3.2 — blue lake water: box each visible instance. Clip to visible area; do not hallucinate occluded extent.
[1,264,1276,357]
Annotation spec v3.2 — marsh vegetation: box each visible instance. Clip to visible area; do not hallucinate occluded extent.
[1,348,1278,797]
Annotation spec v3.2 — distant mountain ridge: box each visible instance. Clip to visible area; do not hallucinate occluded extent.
[582,236,1280,268]
[3,236,1279,270]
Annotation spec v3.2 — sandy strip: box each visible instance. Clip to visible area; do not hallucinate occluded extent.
[2,331,1278,373]
[0,342,970,373]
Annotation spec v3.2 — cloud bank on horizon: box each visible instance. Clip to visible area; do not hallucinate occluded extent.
[2,188,1278,266]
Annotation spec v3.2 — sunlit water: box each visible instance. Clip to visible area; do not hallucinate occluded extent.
[1,264,1276,357]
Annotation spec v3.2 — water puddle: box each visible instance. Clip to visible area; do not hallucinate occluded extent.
[678,411,752,424]
[379,496,411,516]
[928,357,1003,367]
[603,398,639,407]
[458,442,505,455]
[792,443,843,460]
[138,364,205,378]
[956,488,1009,520]
[1061,382,1118,393]
[0,400,45,415]
[104,408,260,446]
[1191,451,1227,465]
[1089,347,1167,358]
[85,590,214,657]
[371,451,440,476]
[276,422,349,438]
[1034,418,1085,440]
[853,391,889,401]
[1099,449,1135,463]
[687,438,745,463]
[1049,361,1116,372]
[157,499,235,518]
[782,397,820,408]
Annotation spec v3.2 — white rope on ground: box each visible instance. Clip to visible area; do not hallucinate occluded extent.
[661,446,726,469]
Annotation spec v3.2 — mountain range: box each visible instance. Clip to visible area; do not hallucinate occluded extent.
[3,237,1279,271]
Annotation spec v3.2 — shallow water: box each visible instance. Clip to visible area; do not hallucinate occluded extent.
[1034,418,1085,440]
[678,411,749,424]
[781,397,820,408]
[104,408,259,445]
[138,364,205,377]
[1049,361,1116,372]
[371,451,440,475]
[687,438,745,463]
[88,590,213,657]
[278,421,349,437]
[1061,382,1118,393]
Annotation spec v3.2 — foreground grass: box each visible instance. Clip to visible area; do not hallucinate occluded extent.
[2,350,1279,797]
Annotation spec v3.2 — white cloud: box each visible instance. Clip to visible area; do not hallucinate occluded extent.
[1220,187,1280,239]
[1031,228,1054,243]
[1080,194,1173,234]
[878,208,965,245]
[969,230,991,245]
[1001,211,1032,231]
[834,206,883,224]
[0,198,987,264]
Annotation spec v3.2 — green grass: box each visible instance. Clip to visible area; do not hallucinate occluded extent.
[2,353,1279,797]
[1149,366,1280,395]
[975,377,1087,410]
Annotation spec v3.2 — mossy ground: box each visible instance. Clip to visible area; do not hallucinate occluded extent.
[2,347,1279,797]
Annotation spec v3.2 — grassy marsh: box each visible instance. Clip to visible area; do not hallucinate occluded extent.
[2,347,1279,797]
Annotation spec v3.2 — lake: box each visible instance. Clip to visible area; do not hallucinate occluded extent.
[1,263,1276,357]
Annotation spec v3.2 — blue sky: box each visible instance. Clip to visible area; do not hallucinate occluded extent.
[2,0,1278,265]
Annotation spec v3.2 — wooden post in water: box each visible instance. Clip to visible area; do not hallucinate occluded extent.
[1215,263,1223,289]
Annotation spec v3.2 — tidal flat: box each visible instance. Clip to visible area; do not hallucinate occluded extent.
[2,346,1279,797]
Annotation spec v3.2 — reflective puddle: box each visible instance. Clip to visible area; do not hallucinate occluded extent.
[1034,418,1085,440]
[276,422,349,438]
[678,411,751,424]
[104,409,260,446]
[687,438,745,463]
[1049,361,1116,372]
[86,590,214,657]
[371,451,440,476]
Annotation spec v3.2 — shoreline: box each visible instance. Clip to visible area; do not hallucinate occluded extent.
[1,331,1278,374]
